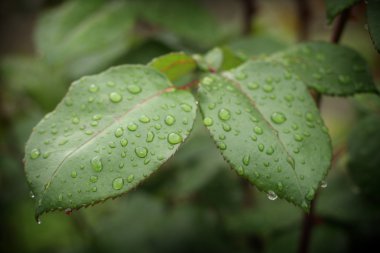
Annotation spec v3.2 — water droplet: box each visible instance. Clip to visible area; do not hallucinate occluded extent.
[181,103,192,112]
[139,115,150,123]
[263,84,274,93]
[37,218,42,225]
[258,143,264,152]
[93,114,102,121]
[208,103,216,109]
[114,127,124,138]
[266,147,274,155]
[120,138,128,147]
[88,84,99,93]
[90,156,103,172]
[277,182,283,191]
[154,123,162,130]
[218,108,231,121]
[271,112,287,124]
[109,92,122,103]
[248,82,260,90]
[203,117,213,126]
[146,131,155,142]
[287,156,295,169]
[135,147,148,158]
[267,191,278,200]
[127,123,138,131]
[222,123,231,132]
[202,76,213,85]
[71,171,77,178]
[163,115,175,126]
[30,148,40,159]
[127,85,141,94]
[90,175,98,183]
[237,166,244,175]
[71,116,80,124]
[112,177,124,190]
[64,98,73,107]
[242,154,250,165]
[30,191,35,199]
[294,134,304,142]
[236,71,247,80]
[320,180,328,188]
[305,112,314,122]
[217,141,227,150]
[306,188,315,201]
[127,174,135,183]
[254,126,263,135]
[167,133,182,145]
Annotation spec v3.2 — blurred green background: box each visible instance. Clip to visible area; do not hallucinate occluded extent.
[1,0,380,252]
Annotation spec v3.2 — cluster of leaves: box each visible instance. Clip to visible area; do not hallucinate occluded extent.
[24,37,378,218]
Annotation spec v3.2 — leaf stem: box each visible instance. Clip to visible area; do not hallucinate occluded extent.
[297,8,351,253]
[178,80,199,90]
[240,0,257,36]
[295,0,311,41]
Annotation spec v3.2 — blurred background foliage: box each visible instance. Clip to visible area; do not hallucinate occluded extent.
[1,0,380,252]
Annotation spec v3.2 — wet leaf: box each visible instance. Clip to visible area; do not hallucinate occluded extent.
[198,61,332,210]
[25,65,196,218]
[271,42,377,96]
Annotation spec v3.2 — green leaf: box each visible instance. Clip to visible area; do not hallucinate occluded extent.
[324,0,361,23]
[148,52,197,81]
[193,47,245,72]
[0,56,67,110]
[35,0,137,78]
[228,35,288,58]
[138,0,224,48]
[24,65,196,218]
[367,0,380,53]
[348,115,380,202]
[198,61,332,210]
[271,42,377,96]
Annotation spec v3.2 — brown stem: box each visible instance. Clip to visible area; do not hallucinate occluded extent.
[240,0,257,36]
[331,8,351,44]
[297,8,351,253]
[295,0,311,41]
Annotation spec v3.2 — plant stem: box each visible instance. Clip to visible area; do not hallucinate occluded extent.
[297,8,351,253]
[240,0,256,36]
[295,0,311,41]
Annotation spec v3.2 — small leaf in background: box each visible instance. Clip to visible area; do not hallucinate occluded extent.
[367,0,380,53]
[348,115,380,202]
[271,42,377,96]
[198,61,332,210]
[148,52,197,81]
[227,35,288,58]
[35,0,137,78]
[1,57,67,111]
[324,0,361,23]
[138,0,225,49]
[193,47,245,72]
[25,65,197,218]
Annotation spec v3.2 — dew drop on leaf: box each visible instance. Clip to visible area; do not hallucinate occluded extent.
[109,92,122,103]
[88,84,99,93]
[120,138,128,147]
[271,112,287,124]
[267,190,278,200]
[112,177,124,190]
[167,133,182,145]
[203,117,213,126]
[114,127,124,138]
[320,180,328,188]
[127,123,138,131]
[30,148,40,159]
[90,156,103,172]
[70,170,77,178]
[218,108,231,121]
[165,115,175,126]
[127,174,135,183]
[180,103,192,112]
[242,154,250,166]
[254,126,263,135]
[135,147,148,158]
[127,84,141,94]
[139,115,150,123]
[146,131,155,142]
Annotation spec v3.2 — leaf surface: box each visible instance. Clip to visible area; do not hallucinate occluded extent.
[367,0,380,53]
[271,42,377,96]
[198,61,332,210]
[25,65,196,218]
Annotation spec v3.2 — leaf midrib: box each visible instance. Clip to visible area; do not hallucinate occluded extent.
[40,86,175,200]
[220,73,304,199]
